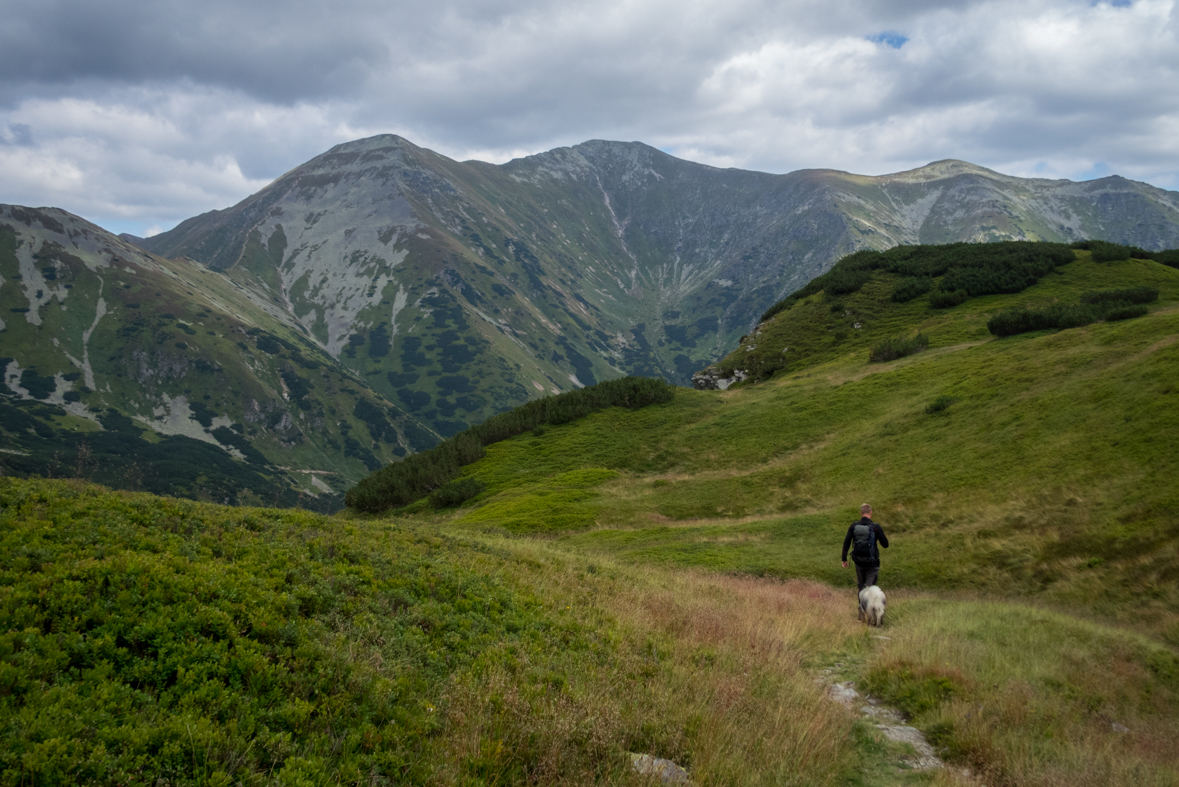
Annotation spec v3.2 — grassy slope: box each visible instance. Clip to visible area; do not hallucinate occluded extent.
[446,253,1179,636]
[6,249,1179,785]
[1,478,917,786]
[395,249,1179,785]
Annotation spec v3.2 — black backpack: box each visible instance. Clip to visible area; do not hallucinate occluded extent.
[851,521,876,562]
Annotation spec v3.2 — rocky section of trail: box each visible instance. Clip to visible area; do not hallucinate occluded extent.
[818,664,946,773]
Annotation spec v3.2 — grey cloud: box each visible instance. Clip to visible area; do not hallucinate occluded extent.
[0,0,389,104]
[0,0,1177,233]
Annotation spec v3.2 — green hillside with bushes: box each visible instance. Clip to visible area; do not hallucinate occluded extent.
[434,245,1179,633]
[4,242,1179,785]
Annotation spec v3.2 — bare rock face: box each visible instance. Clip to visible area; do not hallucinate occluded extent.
[692,366,747,390]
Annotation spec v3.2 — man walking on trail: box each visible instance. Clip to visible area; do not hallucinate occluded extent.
[842,503,889,592]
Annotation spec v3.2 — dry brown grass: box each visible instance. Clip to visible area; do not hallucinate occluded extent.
[428,544,874,786]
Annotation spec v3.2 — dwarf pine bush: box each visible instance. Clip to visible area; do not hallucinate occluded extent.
[346,377,676,512]
[987,304,1095,336]
[929,288,969,308]
[869,333,929,363]
[988,296,1152,337]
[430,476,486,508]
[1081,286,1158,305]
[1072,239,1179,267]
[760,241,1075,321]
[1103,304,1150,321]
[891,276,933,302]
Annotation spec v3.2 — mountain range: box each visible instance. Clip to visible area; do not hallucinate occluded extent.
[3,134,1179,505]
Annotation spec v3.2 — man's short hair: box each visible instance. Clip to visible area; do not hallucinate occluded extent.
[861,503,873,514]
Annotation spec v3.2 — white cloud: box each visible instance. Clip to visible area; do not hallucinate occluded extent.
[0,0,1176,233]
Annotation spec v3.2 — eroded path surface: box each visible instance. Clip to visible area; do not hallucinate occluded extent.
[823,675,944,771]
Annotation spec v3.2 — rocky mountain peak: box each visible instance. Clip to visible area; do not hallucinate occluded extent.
[882,159,1004,183]
[124,135,1179,445]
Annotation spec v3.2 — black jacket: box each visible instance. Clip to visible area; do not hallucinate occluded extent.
[842,517,889,567]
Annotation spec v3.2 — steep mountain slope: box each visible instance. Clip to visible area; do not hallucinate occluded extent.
[136,136,1179,440]
[0,206,432,508]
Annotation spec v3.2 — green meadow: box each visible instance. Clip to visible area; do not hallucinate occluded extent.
[448,252,1179,638]
[3,247,1179,785]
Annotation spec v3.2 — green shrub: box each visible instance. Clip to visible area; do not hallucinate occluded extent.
[891,276,933,303]
[430,476,486,508]
[1152,249,1179,268]
[987,304,1103,336]
[869,333,929,363]
[1072,239,1150,262]
[762,241,1076,322]
[760,297,796,323]
[825,268,873,295]
[0,478,594,785]
[929,289,969,309]
[988,295,1153,336]
[1103,304,1149,322]
[346,377,676,512]
[925,395,957,414]
[1080,286,1158,305]
[1072,239,1179,267]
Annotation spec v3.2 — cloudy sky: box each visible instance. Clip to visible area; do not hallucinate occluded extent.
[1,0,1177,236]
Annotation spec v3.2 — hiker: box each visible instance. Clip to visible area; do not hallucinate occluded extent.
[841,503,889,593]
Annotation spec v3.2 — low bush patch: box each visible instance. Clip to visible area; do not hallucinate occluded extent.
[928,288,969,309]
[869,333,929,363]
[925,395,957,414]
[1081,286,1158,305]
[891,276,933,303]
[988,297,1151,337]
[346,377,675,512]
[1104,304,1149,322]
[761,241,1074,321]
[430,476,486,508]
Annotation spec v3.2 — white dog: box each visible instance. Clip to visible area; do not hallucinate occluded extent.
[859,585,886,627]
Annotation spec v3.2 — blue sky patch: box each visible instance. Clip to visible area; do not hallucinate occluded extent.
[868,32,908,49]
[1079,162,1113,181]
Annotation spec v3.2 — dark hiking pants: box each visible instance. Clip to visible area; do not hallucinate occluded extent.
[855,564,879,593]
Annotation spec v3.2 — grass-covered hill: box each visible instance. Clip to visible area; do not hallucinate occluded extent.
[277,238,1178,784]
[4,478,1178,786]
[415,243,1179,633]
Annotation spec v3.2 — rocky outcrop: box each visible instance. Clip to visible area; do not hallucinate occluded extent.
[691,366,747,391]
